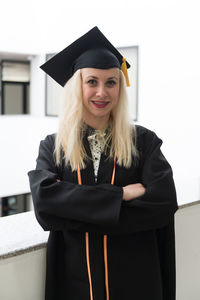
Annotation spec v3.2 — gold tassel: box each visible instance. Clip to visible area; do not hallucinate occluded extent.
[121,57,131,87]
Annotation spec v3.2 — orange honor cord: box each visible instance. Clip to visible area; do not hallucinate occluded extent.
[77,165,82,185]
[77,165,93,300]
[111,153,116,185]
[77,154,116,300]
[103,153,116,300]
[104,234,110,300]
[85,232,94,300]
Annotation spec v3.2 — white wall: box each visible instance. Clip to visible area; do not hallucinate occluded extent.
[0,55,59,197]
[175,204,200,300]
[0,0,200,204]
[0,115,58,197]
[0,249,46,300]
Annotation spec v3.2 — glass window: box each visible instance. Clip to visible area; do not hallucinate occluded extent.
[2,61,30,82]
[1,61,30,115]
[45,54,63,116]
[118,46,139,121]
[0,193,31,217]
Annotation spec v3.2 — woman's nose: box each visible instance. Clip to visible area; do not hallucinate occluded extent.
[96,84,107,98]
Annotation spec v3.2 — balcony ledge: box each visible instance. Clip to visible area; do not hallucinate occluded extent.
[0,211,48,260]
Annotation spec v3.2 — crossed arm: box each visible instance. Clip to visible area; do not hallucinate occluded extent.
[29,130,177,234]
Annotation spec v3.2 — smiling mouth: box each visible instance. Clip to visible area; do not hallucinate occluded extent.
[91,101,110,108]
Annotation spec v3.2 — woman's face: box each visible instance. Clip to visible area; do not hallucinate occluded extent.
[81,68,120,128]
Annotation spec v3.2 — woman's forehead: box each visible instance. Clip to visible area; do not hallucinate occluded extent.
[81,68,120,78]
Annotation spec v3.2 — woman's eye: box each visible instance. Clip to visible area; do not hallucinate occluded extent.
[88,79,97,86]
[106,80,116,87]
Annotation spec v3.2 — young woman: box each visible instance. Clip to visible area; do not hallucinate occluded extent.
[28,27,178,300]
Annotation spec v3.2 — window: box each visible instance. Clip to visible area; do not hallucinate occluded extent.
[0,61,30,115]
[45,47,139,120]
[118,46,139,121]
[0,193,31,217]
[45,54,63,116]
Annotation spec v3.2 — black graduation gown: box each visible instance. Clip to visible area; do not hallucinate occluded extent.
[28,125,178,300]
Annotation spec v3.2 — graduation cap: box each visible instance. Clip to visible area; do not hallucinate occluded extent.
[40,26,131,87]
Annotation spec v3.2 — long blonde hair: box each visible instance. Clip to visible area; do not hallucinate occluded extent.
[55,69,137,171]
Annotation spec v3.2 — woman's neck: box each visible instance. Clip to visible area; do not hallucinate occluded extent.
[83,116,109,130]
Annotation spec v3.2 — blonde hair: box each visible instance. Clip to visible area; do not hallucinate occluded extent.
[55,69,137,171]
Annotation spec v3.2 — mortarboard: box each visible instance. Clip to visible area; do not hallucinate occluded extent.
[40,26,131,87]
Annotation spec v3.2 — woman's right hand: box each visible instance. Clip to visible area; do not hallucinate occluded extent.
[122,183,146,201]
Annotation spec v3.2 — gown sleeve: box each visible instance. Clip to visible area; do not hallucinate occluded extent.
[99,127,178,234]
[28,134,123,231]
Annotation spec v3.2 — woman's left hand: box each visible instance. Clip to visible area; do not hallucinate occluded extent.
[122,183,146,201]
